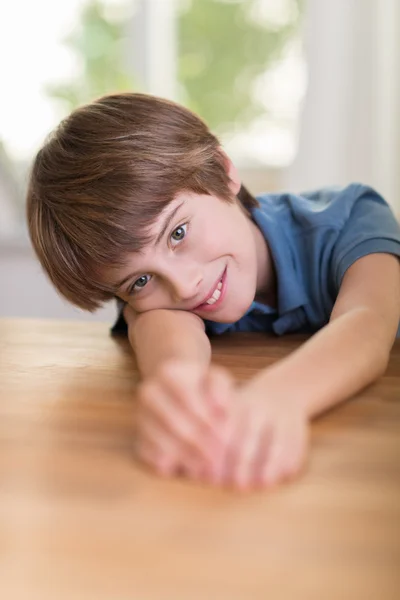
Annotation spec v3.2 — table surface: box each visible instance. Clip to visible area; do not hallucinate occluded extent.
[0,318,399,600]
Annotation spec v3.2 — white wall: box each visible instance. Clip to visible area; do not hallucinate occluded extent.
[0,242,116,322]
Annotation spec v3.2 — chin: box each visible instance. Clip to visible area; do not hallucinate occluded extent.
[215,299,254,323]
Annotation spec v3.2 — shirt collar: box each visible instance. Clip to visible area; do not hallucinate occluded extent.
[250,196,309,314]
[204,300,275,335]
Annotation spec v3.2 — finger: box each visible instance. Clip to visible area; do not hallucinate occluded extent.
[178,459,207,482]
[138,410,178,456]
[203,366,234,416]
[280,427,309,481]
[139,381,219,463]
[158,362,221,432]
[213,414,240,487]
[197,367,234,481]
[216,410,254,489]
[139,409,208,475]
[152,364,229,459]
[250,426,275,489]
[260,430,292,486]
[136,438,177,477]
[233,415,270,490]
[178,449,225,485]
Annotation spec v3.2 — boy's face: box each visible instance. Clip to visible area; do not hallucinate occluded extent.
[112,191,270,323]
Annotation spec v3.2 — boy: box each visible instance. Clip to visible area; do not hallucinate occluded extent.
[27,93,400,490]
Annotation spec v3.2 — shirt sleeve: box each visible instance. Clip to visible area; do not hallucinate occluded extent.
[110,298,128,335]
[330,184,400,291]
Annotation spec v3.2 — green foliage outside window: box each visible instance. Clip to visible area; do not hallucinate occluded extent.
[178,0,304,133]
[47,0,304,133]
[46,1,135,111]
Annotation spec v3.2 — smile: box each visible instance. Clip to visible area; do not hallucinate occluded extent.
[194,267,227,312]
[204,279,222,305]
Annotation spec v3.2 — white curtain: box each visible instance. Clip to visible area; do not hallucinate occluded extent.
[285,0,400,213]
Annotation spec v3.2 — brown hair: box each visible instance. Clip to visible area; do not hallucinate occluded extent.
[27,92,259,311]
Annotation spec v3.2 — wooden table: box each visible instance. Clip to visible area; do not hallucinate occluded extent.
[0,318,399,600]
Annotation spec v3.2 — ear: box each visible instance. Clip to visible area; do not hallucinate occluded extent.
[219,148,241,195]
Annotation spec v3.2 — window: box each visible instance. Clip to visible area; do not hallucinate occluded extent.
[0,0,305,240]
[177,0,306,169]
[0,0,136,240]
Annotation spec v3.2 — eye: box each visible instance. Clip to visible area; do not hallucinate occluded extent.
[170,223,188,245]
[129,274,152,294]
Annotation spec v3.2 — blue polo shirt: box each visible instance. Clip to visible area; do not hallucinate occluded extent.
[112,183,400,337]
[204,183,400,337]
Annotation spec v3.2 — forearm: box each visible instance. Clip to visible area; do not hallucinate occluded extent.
[126,308,211,379]
[250,308,391,418]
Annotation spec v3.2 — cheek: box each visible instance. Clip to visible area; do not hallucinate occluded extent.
[195,228,255,269]
[192,230,224,260]
[126,283,169,311]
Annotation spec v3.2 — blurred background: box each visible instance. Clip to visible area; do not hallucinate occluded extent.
[0,0,399,322]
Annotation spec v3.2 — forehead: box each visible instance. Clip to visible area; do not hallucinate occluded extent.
[148,191,220,231]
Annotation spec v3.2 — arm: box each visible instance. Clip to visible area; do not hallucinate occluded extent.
[218,253,400,489]
[247,253,400,417]
[123,306,211,379]
[124,306,230,478]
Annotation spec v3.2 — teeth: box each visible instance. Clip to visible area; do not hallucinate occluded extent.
[213,288,221,300]
[205,277,223,305]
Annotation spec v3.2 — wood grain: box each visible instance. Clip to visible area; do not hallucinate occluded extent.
[0,318,399,600]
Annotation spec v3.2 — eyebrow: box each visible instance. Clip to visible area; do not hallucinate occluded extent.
[154,201,185,246]
[114,201,185,291]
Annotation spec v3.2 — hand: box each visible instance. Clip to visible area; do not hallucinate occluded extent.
[135,359,234,478]
[219,377,310,490]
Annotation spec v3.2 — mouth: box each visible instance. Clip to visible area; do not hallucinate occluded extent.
[192,267,227,313]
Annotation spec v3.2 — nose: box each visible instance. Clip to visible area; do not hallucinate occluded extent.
[167,266,203,304]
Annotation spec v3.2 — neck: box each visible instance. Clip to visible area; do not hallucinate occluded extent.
[250,219,277,307]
